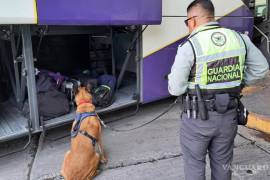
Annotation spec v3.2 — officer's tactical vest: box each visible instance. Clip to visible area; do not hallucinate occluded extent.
[187,25,246,94]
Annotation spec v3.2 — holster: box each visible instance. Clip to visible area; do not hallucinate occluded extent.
[237,99,249,125]
[214,93,230,114]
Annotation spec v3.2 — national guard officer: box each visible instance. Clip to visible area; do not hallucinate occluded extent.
[168,0,269,180]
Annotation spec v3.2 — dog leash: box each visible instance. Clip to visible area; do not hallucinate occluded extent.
[43,97,179,142]
[97,97,180,132]
[96,113,108,128]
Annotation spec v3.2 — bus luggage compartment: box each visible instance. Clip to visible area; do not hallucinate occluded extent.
[0,25,141,142]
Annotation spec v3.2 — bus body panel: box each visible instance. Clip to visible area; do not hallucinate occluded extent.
[141,0,253,103]
[36,0,162,25]
[0,0,37,24]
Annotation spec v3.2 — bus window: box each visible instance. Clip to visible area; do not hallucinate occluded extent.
[255,0,267,19]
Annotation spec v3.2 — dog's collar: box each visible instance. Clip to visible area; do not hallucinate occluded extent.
[78,100,91,106]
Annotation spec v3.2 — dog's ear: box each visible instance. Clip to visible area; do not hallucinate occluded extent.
[86,83,92,93]
[73,86,79,96]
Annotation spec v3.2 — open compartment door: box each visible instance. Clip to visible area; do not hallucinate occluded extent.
[36,0,162,25]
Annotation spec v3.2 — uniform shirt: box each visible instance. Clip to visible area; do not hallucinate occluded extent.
[168,22,269,96]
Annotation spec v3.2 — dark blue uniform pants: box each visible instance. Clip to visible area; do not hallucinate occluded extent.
[180,109,238,180]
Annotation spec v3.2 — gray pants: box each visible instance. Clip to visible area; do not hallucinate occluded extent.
[180,109,238,180]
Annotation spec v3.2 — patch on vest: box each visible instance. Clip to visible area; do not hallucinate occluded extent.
[211,32,226,46]
[207,57,241,84]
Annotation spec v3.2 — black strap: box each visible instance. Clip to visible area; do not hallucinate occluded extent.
[71,112,97,138]
[188,40,196,62]
[79,130,97,147]
[188,40,196,82]
[235,31,248,60]
[233,31,248,89]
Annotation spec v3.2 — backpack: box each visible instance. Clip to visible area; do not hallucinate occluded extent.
[93,75,116,108]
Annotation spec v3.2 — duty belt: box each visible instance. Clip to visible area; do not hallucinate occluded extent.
[204,98,238,111]
[183,95,238,112]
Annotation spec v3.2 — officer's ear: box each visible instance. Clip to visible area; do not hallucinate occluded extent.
[190,18,196,30]
[188,18,196,33]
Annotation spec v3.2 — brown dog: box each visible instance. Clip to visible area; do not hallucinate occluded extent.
[61,86,107,180]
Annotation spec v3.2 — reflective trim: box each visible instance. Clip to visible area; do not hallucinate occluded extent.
[235,32,247,49]
[188,81,241,89]
[195,64,204,83]
[190,37,203,56]
[196,48,246,63]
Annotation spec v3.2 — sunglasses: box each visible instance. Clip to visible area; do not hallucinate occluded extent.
[184,16,197,26]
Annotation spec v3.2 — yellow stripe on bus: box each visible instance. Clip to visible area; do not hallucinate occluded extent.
[33,0,38,24]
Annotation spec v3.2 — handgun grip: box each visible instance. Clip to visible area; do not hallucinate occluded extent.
[195,85,208,120]
[197,100,208,120]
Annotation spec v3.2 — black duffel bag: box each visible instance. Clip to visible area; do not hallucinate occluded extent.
[23,89,70,120]
[38,89,70,120]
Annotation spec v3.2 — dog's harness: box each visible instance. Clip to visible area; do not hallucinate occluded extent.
[71,112,98,147]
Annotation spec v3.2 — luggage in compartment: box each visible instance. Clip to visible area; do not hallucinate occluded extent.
[23,70,70,120]
[23,89,70,121]
[93,74,116,108]
[70,70,117,108]
[36,70,58,93]
[0,25,140,141]
[29,28,138,127]
[61,78,81,104]
[37,89,70,120]
[88,36,112,75]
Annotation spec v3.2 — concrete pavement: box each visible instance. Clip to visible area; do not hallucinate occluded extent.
[0,136,38,180]
[1,99,270,180]
[242,73,270,134]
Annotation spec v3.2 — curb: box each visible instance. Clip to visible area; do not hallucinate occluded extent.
[247,113,270,134]
[242,74,270,134]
